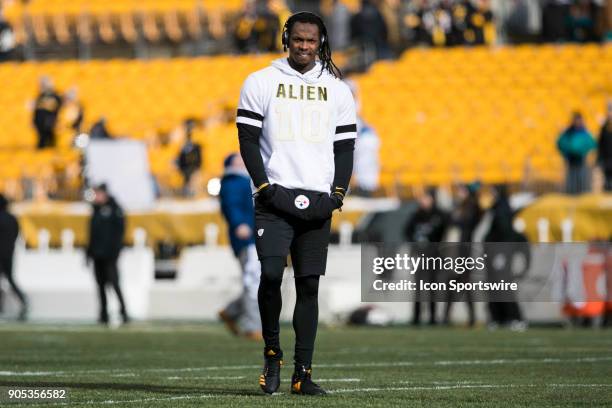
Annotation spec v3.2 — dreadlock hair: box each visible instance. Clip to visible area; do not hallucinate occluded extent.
[282,12,342,79]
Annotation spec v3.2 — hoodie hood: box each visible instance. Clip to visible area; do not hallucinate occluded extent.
[271,58,328,85]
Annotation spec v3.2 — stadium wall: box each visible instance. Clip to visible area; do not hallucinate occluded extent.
[2,245,562,324]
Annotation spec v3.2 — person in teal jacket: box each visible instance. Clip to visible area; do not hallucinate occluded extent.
[557,112,596,194]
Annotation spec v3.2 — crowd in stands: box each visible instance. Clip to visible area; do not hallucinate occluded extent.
[235,0,612,59]
[232,0,612,71]
[0,1,610,63]
[503,0,611,44]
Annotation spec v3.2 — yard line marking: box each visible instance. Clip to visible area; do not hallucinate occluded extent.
[3,356,612,377]
[167,376,245,380]
[27,394,217,407]
[331,383,612,394]
[314,378,362,382]
[24,383,612,405]
[394,380,485,385]
[317,356,612,369]
[95,394,216,405]
[329,384,516,394]
[549,384,612,388]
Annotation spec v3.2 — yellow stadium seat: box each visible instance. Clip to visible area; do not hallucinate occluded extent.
[1,45,611,194]
[355,44,611,189]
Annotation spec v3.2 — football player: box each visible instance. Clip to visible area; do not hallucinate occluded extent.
[236,11,356,396]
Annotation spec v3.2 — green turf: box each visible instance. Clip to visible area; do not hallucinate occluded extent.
[0,323,611,407]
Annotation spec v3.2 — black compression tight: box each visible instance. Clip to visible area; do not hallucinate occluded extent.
[292,275,320,367]
[258,256,320,367]
[258,257,285,353]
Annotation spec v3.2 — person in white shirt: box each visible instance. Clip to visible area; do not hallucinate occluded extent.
[236,11,356,396]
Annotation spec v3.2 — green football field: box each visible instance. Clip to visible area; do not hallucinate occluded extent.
[1,323,611,407]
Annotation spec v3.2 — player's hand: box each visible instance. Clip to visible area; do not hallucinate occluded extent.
[258,183,277,205]
[317,192,343,219]
[235,224,252,240]
[330,191,344,210]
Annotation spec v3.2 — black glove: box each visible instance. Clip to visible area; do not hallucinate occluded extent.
[330,191,344,210]
[314,193,343,219]
[257,183,277,205]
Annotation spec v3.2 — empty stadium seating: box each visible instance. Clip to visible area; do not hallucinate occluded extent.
[0,54,275,193]
[355,44,611,186]
[2,0,244,45]
[0,44,610,195]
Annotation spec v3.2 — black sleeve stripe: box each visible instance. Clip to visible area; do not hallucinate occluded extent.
[237,109,264,121]
[335,124,357,134]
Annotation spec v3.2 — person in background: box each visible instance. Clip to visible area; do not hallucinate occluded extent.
[557,111,597,194]
[218,153,262,341]
[87,184,129,325]
[353,117,381,197]
[234,0,280,53]
[542,0,571,42]
[33,76,62,149]
[348,79,380,197]
[443,182,482,327]
[567,0,598,42]
[0,4,16,62]
[404,188,449,326]
[65,88,84,133]
[90,117,112,140]
[177,119,202,197]
[465,0,495,45]
[234,0,260,53]
[321,0,351,51]
[351,0,390,63]
[0,194,28,321]
[59,87,84,146]
[600,0,612,41]
[484,185,529,331]
[597,104,612,192]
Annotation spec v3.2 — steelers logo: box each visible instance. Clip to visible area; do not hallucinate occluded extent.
[294,195,310,210]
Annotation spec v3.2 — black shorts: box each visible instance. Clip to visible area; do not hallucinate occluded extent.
[255,199,331,277]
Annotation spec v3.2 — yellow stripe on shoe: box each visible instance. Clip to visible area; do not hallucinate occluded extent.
[292,381,301,393]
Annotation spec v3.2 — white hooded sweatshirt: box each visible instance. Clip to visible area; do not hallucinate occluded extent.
[236,58,357,193]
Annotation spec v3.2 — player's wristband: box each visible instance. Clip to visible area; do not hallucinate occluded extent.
[332,187,345,199]
[257,182,270,192]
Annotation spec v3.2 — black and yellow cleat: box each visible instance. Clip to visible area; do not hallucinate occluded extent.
[259,349,283,395]
[291,365,327,396]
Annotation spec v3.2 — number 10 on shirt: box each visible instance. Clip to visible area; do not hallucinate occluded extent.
[274,104,330,143]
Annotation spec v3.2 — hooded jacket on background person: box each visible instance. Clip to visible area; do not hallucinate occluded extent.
[220,155,256,257]
[557,123,597,165]
[87,195,125,260]
[484,185,516,242]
